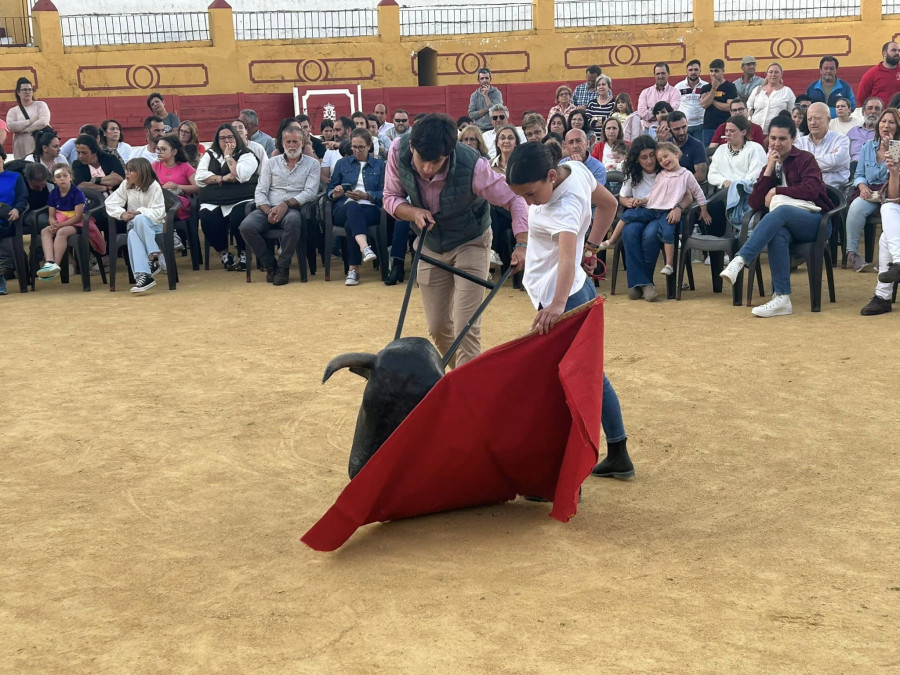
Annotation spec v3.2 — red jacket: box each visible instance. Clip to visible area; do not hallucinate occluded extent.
[856,63,900,106]
[748,146,834,212]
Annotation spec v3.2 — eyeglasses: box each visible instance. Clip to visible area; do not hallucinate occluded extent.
[394,118,408,123]
[351,145,368,150]
[462,137,478,144]
[491,115,507,121]
[218,135,235,141]
[731,106,746,112]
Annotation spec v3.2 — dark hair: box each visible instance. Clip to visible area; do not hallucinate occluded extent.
[883,42,893,53]
[493,124,522,158]
[100,119,125,147]
[506,142,556,185]
[184,144,200,167]
[144,115,164,130]
[409,113,457,161]
[615,92,634,115]
[146,92,164,110]
[74,134,102,157]
[14,77,33,106]
[834,96,853,111]
[336,116,353,130]
[668,110,687,125]
[586,65,602,76]
[541,132,564,145]
[366,114,379,124]
[35,130,59,161]
[709,58,725,70]
[339,139,352,157]
[725,115,751,138]
[889,93,900,110]
[610,141,628,156]
[687,59,701,69]
[24,162,50,182]
[350,127,373,151]
[124,157,157,192]
[157,134,189,164]
[568,109,590,130]
[477,68,491,76]
[456,115,473,129]
[768,110,797,138]
[654,62,670,74]
[320,118,333,131]
[730,96,747,108]
[211,123,248,156]
[795,94,812,104]
[351,110,367,122]
[79,124,100,139]
[414,113,428,123]
[0,144,6,161]
[602,117,624,142]
[295,114,311,125]
[652,101,674,116]
[548,112,569,134]
[819,55,839,69]
[623,135,659,186]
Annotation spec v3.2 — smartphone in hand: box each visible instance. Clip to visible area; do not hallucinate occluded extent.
[889,140,900,164]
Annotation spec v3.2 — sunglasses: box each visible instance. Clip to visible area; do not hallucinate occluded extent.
[394,118,408,123]
[491,115,507,121]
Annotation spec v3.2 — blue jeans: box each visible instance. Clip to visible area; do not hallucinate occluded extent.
[736,206,828,295]
[334,201,380,265]
[127,214,163,275]
[845,198,879,254]
[621,207,676,243]
[563,279,627,443]
[621,216,665,288]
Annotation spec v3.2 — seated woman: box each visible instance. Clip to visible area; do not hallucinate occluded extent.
[72,134,125,196]
[458,125,489,157]
[844,108,900,272]
[177,121,206,154]
[860,149,900,315]
[600,135,660,251]
[25,130,67,172]
[590,117,625,166]
[548,113,568,138]
[195,123,260,271]
[829,98,858,135]
[720,112,834,317]
[708,115,767,232]
[568,110,591,142]
[327,128,384,287]
[548,85,576,121]
[489,124,523,288]
[100,119,133,164]
[152,134,197,222]
[35,164,86,281]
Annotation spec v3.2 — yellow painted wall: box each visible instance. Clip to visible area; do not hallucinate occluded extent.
[1,0,899,99]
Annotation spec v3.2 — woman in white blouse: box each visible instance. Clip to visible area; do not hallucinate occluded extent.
[195,123,260,271]
[829,98,858,135]
[708,116,767,189]
[747,63,795,131]
[5,77,51,159]
[24,130,68,172]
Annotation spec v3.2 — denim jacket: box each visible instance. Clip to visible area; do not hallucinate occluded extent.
[854,140,889,188]
[328,155,384,210]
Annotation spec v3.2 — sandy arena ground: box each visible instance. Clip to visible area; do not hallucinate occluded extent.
[2,254,898,674]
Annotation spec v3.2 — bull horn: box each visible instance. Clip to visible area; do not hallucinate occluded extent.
[322,353,377,383]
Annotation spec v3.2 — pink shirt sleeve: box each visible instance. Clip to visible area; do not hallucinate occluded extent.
[383,140,407,218]
[470,157,529,235]
[685,172,706,205]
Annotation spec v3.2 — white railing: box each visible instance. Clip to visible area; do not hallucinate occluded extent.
[400,4,533,37]
[233,10,378,41]
[59,13,209,47]
[556,0,693,27]
[883,0,900,14]
[714,0,860,21]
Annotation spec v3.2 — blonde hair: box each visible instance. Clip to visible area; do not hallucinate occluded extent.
[124,157,157,192]
[655,142,682,159]
[459,124,490,157]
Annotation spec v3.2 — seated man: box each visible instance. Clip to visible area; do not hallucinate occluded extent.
[668,111,708,183]
[848,97,883,161]
[708,97,766,149]
[795,102,850,188]
[560,128,606,185]
[238,127,320,286]
[131,116,165,163]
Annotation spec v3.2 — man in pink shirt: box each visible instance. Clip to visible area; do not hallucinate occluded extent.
[383,114,528,367]
[857,41,900,106]
[637,63,682,130]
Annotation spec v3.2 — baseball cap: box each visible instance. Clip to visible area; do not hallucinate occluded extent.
[741,56,757,65]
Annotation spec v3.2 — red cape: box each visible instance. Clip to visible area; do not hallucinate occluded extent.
[302,298,605,552]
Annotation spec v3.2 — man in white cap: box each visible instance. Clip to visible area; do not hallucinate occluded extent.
[733,56,764,99]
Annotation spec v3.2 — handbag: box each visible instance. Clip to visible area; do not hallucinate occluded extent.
[768,194,820,213]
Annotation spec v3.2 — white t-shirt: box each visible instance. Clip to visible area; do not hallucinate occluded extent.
[619,171,658,200]
[322,149,342,175]
[353,160,373,206]
[523,161,597,310]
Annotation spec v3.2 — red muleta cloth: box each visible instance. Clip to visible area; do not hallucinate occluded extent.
[302,298,605,551]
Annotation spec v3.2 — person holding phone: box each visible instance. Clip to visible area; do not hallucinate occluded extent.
[327,128,385,286]
[860,134,900,314]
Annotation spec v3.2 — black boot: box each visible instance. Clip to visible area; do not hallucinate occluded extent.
[385,258,405,286]
[591,439,635,479]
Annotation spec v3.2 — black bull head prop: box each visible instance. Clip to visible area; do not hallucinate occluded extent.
[323,338,444,478]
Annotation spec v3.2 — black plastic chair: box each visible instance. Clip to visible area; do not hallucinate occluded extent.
[107,190,181,292]
[242,202,310,283]
[57,189,107,292]
[745,185,846,312]
[11,205,47,293]
[676,189,765,305]
[323,202,389,282]
[176,194,202,271]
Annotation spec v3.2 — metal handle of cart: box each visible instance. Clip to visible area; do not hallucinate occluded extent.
[395,232,515,368]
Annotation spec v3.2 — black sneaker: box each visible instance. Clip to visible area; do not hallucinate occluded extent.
[860,295,892,316]
[221,252,235,269]
[229,251,247,272]
[148,258,161,277]
[273,267,289,286]
[130,272,156,294]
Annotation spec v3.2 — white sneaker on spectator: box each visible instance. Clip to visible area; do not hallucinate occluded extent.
[719,255,745,284]
[752,294,792,317]
[345,269,360,286]
[660,264,674,275]
[362,246,377,264]
[159,255,167,273]
[704,255,711,266]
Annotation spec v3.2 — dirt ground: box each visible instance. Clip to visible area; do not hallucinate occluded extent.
[2,255,898,674]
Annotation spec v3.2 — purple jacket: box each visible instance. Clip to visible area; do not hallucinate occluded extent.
[749,146,834,212]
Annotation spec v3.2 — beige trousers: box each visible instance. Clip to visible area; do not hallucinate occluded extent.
[417,228,492,368]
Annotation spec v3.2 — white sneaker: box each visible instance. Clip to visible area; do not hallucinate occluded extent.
[660,264,674,275]
[345,269,360,286]
[489,249,502,265]
[362,246,377,264]
[719,255,745,284]
[723,254,730,264]
[751,294,792,317]
[159,255,167,273]
[704,255,711,266]
[37,262,60,279]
